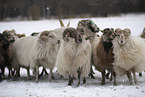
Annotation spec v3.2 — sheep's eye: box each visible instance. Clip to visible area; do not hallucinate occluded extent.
[80,28,84,32]
[7,36,11,38]
[49,35,54,38]
[45,34,48,36]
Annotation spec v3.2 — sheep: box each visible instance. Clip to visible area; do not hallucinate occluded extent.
[0,33,11,81]
[3,29,26,77]
[2,29,20,77]
[53,19,100,78]
[92,28,117,85]
[77,19,100,78]
[112,28,145,85]
[139,27,145,76]
[30,32,49,77]
[12,31,60,82]
[56,27,92,87]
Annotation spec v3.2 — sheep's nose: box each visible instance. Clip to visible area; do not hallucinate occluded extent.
[79,38,82,42]
[57,40,60,44]
[121,40,123,44]
[119,40,125,45]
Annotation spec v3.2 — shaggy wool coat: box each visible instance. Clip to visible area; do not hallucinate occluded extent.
[56,37,91,78]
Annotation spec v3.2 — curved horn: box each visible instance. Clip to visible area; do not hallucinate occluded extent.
[59,19,65,27]
[67,20,70,27]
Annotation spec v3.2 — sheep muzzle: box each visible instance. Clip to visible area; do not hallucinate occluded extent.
[118,33,126,46]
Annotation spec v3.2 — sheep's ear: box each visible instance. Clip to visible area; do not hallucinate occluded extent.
[3,30,8,34]
[59,19,65,27]
[115,28,121,35]
[115,28,121,33]
[124,28,131,35]
[11,29,15,33]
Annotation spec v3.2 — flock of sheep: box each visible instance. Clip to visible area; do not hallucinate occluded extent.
[0,19,145,87]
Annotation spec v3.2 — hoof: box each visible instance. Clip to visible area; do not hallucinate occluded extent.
[35,80,39,83]
[101,82,105,85]
[114,82,117,86]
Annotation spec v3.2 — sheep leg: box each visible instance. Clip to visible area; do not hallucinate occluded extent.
[11,69,15,76]
[44,68,48,75]
[12,67,19,80]
[139,73,142,77]
[68,75,73,86]
[48,69,52,82]
[83,77,86,84]
[112,72,117,86]
[132,70,137,84]
[110,73,113,81]
[89,65,95,79]
[8,66,12,77]
[35,65,39,83]
[77,68,81,87]
[105,72,110,79]
[27,67,31,80]
[101,71,106,85]
[0,73,2,82]
[17,67,20,77]
[126,71,133,85]
[1,67,5,76]
[8,69,11,77]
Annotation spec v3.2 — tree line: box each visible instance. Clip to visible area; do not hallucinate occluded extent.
[0,0,145,21]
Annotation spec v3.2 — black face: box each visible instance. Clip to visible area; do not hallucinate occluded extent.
[78,20,100,33]
[63,28,82,43]
[0,33,10,50]
[103,28,115,42]
[3,33,15,43]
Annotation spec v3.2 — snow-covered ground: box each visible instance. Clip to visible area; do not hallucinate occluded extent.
[0,13,145,97]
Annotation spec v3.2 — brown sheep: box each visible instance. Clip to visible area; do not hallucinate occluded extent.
[92,28,117,85]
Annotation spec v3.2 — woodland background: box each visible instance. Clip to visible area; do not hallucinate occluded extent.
[0,0,145,21]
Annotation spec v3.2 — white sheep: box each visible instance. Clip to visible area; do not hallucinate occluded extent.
[112,28,145,84]
[77,19,100,78]
[53,19,100,78]
[12,31,60,82]
[55,28,91,87]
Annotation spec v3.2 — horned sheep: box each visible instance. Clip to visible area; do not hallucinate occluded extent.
[12,31,60,82]
[112,28,145,85]
[56,27,92,87]
[52,19,100,78]
[92,28,117,85]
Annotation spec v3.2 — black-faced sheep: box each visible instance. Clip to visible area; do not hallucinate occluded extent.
[2,29,20,77]
[3,29,26,78]
[0,33,11,81]
[92,28,117,85]
[12,31,60,82]
[112,28,145,85]
[56,27,92,87]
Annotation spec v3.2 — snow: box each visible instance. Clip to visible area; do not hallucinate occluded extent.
[0,13,145,97]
